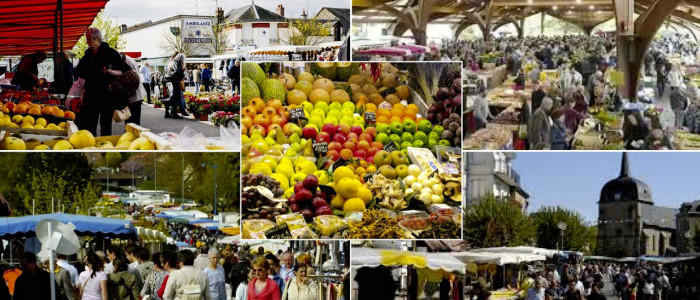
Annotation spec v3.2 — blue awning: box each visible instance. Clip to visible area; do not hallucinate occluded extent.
[189,219,216,224]
[0,213,137,239]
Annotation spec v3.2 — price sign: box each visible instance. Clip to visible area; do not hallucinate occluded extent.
[364,111,376,124]
[289,108,305,120]
[383,141,399,152]
[364,171,381,183]
[264,223,292,239]
[331,157,351,171]
[312,142,328,156]
[335,224,350,238]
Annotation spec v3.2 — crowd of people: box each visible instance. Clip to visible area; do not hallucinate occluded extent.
[0,242,346,300]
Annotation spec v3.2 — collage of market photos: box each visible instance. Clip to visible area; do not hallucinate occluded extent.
[0,0,699,300]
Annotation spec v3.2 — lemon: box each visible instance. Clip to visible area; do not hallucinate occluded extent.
[35,118,47,127]
[20,123,33,129]
[336,178,360,199]
[330,194,346,209]
[33,144,51,150]
[276,164,295,180]
[270,173,290,191]
[22,115,34,125]
[357,187,372,205]
[11,115,23,124]
[33,124,45,129]
[249,163,272,175]
[313,170,329,185]
[294,160,317,176]
[283,187,295,199]
[333,166,355,183]
[58,122,67,129]
[342,197,366,213]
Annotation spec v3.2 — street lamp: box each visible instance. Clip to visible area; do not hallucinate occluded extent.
[202,163,218,215]
[558,222,567,251]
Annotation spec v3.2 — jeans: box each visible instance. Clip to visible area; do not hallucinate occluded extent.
[168,80,183,115]
[194,82,201,94]
[657,80,666,96]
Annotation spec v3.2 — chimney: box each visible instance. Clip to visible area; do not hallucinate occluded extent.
[301,9,307,19]
[121,24,127,33]
[276,5,284,17]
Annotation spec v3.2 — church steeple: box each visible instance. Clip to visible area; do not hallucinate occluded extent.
[620,152,629,178]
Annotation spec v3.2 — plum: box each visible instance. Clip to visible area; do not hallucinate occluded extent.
[312,197,328,209]
[293,181,304,193]
[300,208,313,220]
[295,189,314,202]
[302,175,319,191]
[315,206,332,216]
[316,189,328,200]
[287,195,297,205]
[290,204,300,212]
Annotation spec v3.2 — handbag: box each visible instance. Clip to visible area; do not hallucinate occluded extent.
[110,69,140,96]
[113,106,132,122]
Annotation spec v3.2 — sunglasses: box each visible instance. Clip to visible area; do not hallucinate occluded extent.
[253,268,265,272]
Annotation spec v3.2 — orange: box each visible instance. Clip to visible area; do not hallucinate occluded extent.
[51,109,65,118]
[377,115,389,123]
[377,108,391,118]
[389,116,402,123]
[27,107,41,115]
[4,102,15,111]
[28,104,41,111]
[12,104,27,114]
[403,110,417,120]
[365,103,377,112]
[392,103,405,112]
[402,116,416,122]
[64,111,75,120]
[390,108,403,118]
[406,104,419,112]
[41,106,55,114]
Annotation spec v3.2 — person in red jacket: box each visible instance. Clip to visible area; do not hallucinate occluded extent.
[247,257,280,300]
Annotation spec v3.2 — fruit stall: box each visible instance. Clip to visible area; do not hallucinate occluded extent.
[240,61,463,239]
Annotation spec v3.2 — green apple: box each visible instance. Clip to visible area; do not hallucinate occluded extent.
[376,123,391,135]
[342,101,356,112]
[341,108,354,117]
[328,102,342,112]
[402,119,416,134]
[375,133,390,144]
[432,125,445,135]
[417,120,433,133]
[314,101,329,113]
[395,165,409,179]
[428,131,440,141]
[324,116,339,126]
[300,101,313,113]
[390,150,409,166]
[412,140,425,148]
[353,115,365,125]
[390,121,403,135]
[327,109,342,120]
[400,141,412,150]
[414,131,428,144]
[310,109,325,119]
[438,139,451,146]
[401,132,414,143]
[339,115,354,125]
[352,122,365,129]
[308,115,323,129]
[428,139,438,149]
[389,134,402,145]
[373,150,392,167]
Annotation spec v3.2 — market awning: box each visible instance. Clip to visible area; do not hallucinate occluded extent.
[0,0,110,55]
[247,45,322,56]
[351,248,465,274]
[0,213,136,239]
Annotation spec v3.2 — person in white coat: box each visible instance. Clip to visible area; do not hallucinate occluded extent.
[668,63,684,92]
[162,250,212,300]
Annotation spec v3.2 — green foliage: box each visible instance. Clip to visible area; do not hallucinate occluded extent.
[104,152,124,168]
[463,195,535,248]
[532,206,596,253]
[282,17,331,46]
[71,11,124,58]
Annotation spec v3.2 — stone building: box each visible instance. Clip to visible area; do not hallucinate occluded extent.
[463,152,529,212]
[596,153,677,258]
[677,200,700,254]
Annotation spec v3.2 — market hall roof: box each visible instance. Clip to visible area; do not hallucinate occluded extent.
[225,3,287,23]
[0,0,109,55]
[316,7,351,34]
[599,153,653,205]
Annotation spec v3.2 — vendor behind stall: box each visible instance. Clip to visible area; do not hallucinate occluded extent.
[11,50,47,90]
[53,51,75,95]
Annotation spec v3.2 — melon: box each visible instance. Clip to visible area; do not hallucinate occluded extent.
[330,90,350,104]
[395,85,410,100]
[261,79,286,102]
[309,89,330,105]
[278,73,296,90]
[313,78,335,94]
[242,63,266,88]
[294,80,313,96]
[298,72,314,83]
[313,63,337,80]
[241,78,260,107]
[348,74,366,86]
[336,62,357,81]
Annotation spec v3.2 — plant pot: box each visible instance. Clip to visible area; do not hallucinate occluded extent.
[198,114,209,121]
[154,104,162,108]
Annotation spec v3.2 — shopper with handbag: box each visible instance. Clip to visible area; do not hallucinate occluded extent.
[120,53,147,125]
[74,27,132,136]
[79,252,109,300]
[164,52,187,119]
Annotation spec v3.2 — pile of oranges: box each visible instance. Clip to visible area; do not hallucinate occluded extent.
[0,101,75,120]
[364,103,422,125]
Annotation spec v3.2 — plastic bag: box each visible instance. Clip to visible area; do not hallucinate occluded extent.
[218,123,240,150]
[173,126,208,150]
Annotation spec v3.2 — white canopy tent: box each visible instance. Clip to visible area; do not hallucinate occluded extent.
[351,248,466,274]
[247,45,322,55]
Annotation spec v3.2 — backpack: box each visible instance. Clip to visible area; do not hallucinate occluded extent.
[182,284,202,300]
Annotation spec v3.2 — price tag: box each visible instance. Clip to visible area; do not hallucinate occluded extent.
[363,171,380,183]
[318,184,337,198]
[263,223,292,239]
[312,142,328,156]
[331,157,351,171]
[364,111,376,124]
[383,141,399,152]
[289,108,305,121]
[335,224,349,238]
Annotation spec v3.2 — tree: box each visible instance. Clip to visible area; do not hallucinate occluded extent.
[463,195,535,248]
[161,28,198,57]
[200,24,232,56]
[71,11,124,58]
[104,152,124,168]
[532,206,596,253]
[281,18,331,46]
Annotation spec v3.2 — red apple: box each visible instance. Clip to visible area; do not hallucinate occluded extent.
[253,114,270,128]
[343,141,356,150]
[359,133,373,144]
[271,115,287,127]
[332,133,347,144]
[339,149,353,159]
[356,140,370,151]
[326,150,340,160]
[328,141,343,152]
[316,132,331,143]
[367,147,380,158]
[322,123,337,136]
[302,126,317,139]
[250,125,266,136]
[365,127,377,137]
[371,141,383,149]
[366,155,375,164]
[336,124,350,136]
[354,149,367,160]
[346,133,358,144]
[350,125,363,136]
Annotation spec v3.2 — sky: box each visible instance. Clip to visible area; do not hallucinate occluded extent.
[510,152,700,223]
[102,0,349,26]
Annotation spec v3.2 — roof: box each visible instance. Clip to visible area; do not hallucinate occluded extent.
[317,7,350,33]
[640,204,677,230]
[121,15,214,34]
[599,153,653,204]
[225,4,286,23]
[680,200,700,216]
[0,0,109,55]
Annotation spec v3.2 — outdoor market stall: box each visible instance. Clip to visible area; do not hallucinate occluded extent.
[240,62,462,239]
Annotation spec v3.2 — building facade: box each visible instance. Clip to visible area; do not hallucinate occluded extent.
[677,200,700,254]
[464,152,529,212]
[223,4,289,55]
[596,153,677,258]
